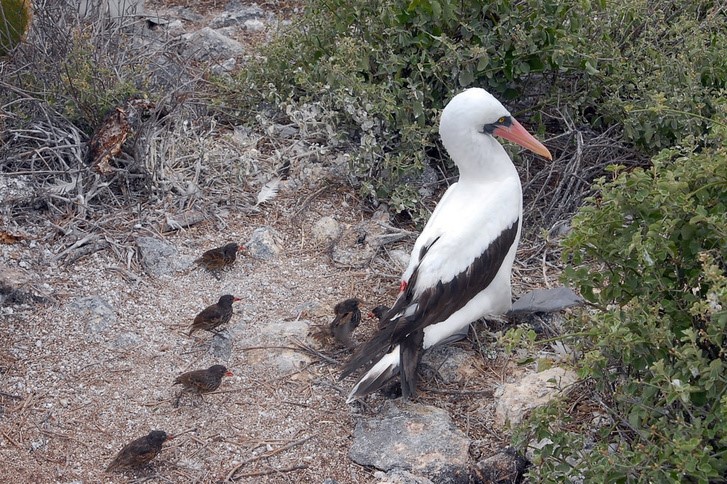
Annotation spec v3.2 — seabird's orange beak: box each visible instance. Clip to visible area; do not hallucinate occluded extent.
[493,118,552,160]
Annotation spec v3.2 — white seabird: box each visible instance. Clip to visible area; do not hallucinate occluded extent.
[341,87,552,402]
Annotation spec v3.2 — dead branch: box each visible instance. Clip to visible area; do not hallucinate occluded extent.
[224,435,314,481]
[230,464,309,478]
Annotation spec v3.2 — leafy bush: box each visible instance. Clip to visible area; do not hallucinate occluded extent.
[232,0,599,219]
[229,0,726,222]
[516,115,727,481]
[590,1,727,150]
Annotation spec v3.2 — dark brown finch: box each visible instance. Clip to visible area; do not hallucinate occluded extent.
[105,430,172,472]
[195,243,244,279]
[173,364,232,406]
[188,294,240,336]
[174,364,232,393]
[330,298,362,348]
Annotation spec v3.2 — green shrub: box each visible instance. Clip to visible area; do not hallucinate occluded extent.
[231,0,598,220]
[516,115,727,482]
[227,0,726,222]
[590,1,727,151]
[0,0,31,57]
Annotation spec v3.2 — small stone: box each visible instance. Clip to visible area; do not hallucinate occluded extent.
[208,330,234,360]
[494,367,578,426]
[509,287,584,315]
[111,332,140,349]
[421,345,477,384]
[136,237,188,277]
[181,27,245,62]
[311,216,342,245]
[244,19,265,31]
[470,447,529,484]
[388,249,410,271]
[245,226,283,260]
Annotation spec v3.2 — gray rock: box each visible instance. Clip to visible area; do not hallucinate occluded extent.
[136,236,187,277]
[311,216,342,245]
[208,330,233,360]
[257,319,309,344]
[242,319,312,373]
[494,367,578,426]
[373,469,434,484]
[245,226,283,260]
[421,345,476,384]
[181,27,244,62]
[508,287,584,315]
[349,401,471,478]
[387,248,410,272]
[211,57,237,75]
[68,296,116,334]
[209,5,265,28]
[470,447,529,484]
[243,19,265,31]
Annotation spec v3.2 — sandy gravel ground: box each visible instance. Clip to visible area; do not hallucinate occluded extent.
[1,184,523,483]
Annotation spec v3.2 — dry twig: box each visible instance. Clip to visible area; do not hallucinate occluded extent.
[224,435,314,481]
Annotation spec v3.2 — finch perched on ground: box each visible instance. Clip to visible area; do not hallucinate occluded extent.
[195,242,244,278]
[330,298,362,348]
[105,430,172,472]
[173,364,233,406]
[188,295,240,336]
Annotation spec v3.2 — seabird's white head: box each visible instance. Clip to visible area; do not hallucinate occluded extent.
[439,88,552,178]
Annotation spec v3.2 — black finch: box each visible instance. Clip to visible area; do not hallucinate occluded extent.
[106,430,171,472]
[188,295,240,336]
[330,298,362,348]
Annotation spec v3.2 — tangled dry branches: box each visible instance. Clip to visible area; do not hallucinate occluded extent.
[0,2,267,266]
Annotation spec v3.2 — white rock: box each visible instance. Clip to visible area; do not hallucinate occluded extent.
[311,216,342,244]
[494,367,578,426]
[244,19,265,31]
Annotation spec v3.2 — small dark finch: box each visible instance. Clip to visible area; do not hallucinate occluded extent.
[173,364,233,406]
[188,295,240,336]
[195,242,243,270]
[330,298,362,348]
[106,430,172,472]
[195,242,244,279]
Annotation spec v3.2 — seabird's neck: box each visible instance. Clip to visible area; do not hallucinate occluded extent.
[446,132,517,183]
